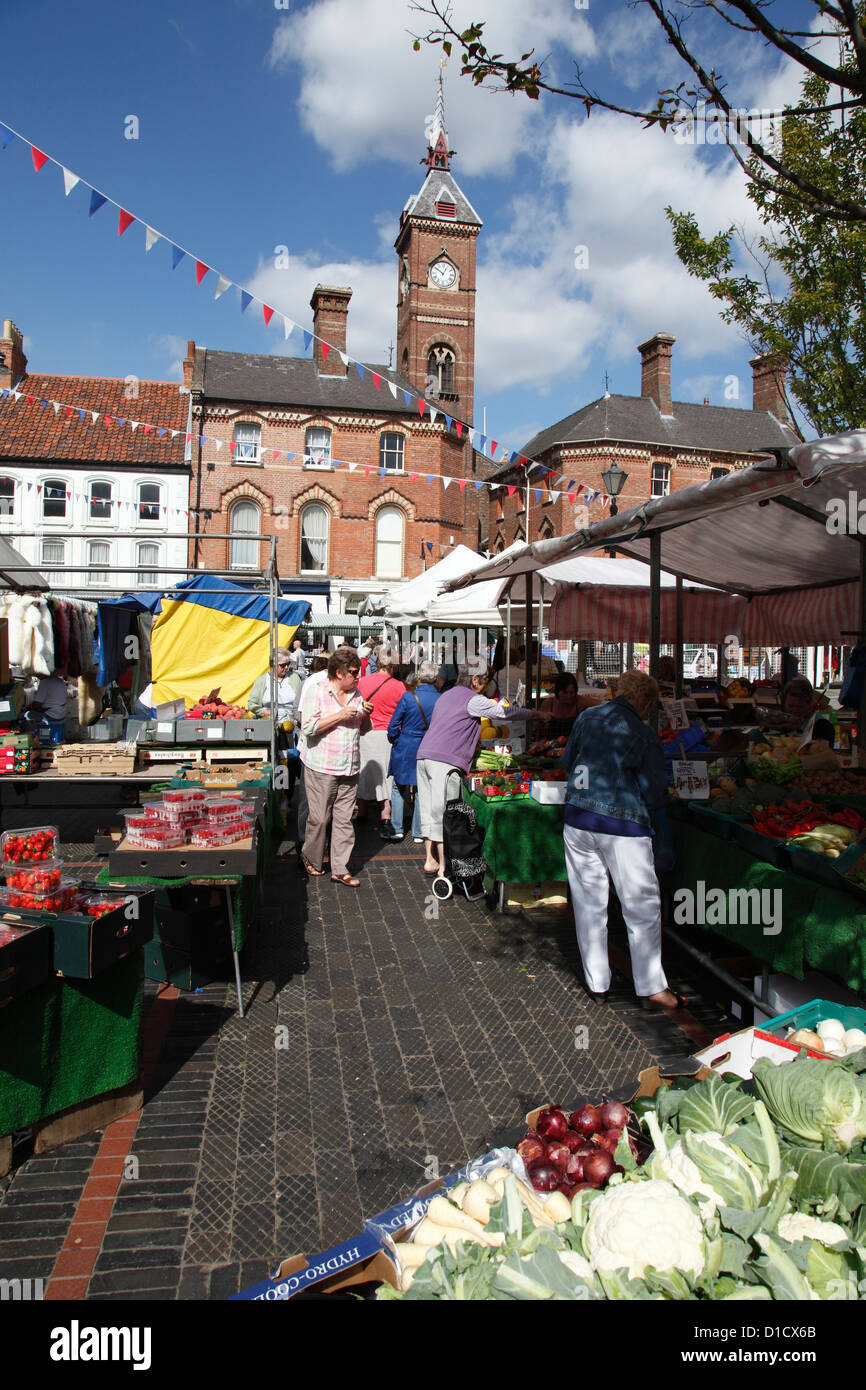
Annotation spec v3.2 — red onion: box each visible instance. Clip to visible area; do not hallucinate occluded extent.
[582,1150,616,1187]
[600,1101,629,1131]
[558,1181,577,1200]
[528,1162,561,1193]
[564,1151,585,1183]
[571,1104,602,1138]
[561,1131,583,1153]
[536,1106,569,1142]
[546,1141,571,1173]
[595,1129,622,1155]
[517,1135,548,1166]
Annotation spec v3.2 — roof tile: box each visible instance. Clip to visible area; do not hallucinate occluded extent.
[0,375,189,466]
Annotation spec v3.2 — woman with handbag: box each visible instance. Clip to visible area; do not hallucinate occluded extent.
[356,647,406,832]
[383,662,441,842]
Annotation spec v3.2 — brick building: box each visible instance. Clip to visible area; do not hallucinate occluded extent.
[188,87,488,616]
[0,320,190,597]
[489,333,799,552]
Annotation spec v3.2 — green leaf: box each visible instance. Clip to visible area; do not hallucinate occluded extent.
[670,1073,755,1136]
[751,1233,815,1300]
[783,1144,866,1222]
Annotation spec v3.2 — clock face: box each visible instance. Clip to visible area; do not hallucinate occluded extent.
[430,259,457,289]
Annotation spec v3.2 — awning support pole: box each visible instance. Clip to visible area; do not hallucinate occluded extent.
[525,572,534,702]
[649,533,661,730]
[858,546,866,750]
[675,577,684,698]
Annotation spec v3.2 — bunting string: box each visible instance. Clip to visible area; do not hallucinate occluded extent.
[0,116,608,504]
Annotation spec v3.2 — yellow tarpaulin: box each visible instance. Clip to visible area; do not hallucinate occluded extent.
[151,598,299,709]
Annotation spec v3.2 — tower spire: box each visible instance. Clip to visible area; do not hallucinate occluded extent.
[424,62,455,170]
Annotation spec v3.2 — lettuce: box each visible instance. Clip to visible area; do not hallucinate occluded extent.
[751,1055,866,1152]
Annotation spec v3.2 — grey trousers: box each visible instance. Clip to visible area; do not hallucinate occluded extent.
[302,767,358,876]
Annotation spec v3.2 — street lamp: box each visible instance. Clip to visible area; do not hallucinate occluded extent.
[601,461,628,557]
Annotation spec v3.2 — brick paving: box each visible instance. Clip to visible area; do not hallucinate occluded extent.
[0,815,737,1300]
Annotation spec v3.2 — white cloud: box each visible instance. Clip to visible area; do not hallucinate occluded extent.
[246,255,398,368]
[152,333,188,381]
[267,0,595,175]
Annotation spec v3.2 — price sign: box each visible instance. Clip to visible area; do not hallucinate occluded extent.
[662,699,689,731]
[672,759,710,800]
[206,725,225,740]
[156,722,173,735]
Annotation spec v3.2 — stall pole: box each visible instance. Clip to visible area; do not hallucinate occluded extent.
[675,577,684,697]
[267,537,278,785]
[525,571,534,702]
[717,642,725,685]
[536,592,544,708]
[505,591,512,689]
[649,533,661,729]
[858,545,866,751]
[224,886,245,1020]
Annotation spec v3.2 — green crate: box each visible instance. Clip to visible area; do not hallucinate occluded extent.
[787,839,862,890]
[759,998,866,1042]
[733,820,790,868]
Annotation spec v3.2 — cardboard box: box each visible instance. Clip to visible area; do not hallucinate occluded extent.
[0,888,154,979]
[109,828,259,877]
[693,1024,813,1079]
[229,1231,391,1301]
[0,921,53,1005]
[53,743,137,776]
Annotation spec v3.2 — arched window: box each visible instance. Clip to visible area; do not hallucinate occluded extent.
[0,476,15,518]
[427,345,456,399]
[229,500,260,571]
[300,504,329,573]
[137,542,160,586]
[89,480,113,521]
[43,478,68,520]
[375,506,404,580]
[137,482,161,522]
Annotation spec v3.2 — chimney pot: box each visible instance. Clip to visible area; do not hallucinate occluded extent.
[637,332,676,415]
[310,285,352,377]
[0,319,27,390]
[750,352,789,424]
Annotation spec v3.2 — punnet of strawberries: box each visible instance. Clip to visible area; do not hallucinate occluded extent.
[1,827,58,863]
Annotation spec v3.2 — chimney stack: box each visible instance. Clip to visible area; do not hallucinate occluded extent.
[0,320,27,390]
[183,340,196,390]
[310,286,352,377]
[750,352,789,423]
[638,332,676,415]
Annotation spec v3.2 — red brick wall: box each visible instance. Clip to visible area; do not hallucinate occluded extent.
[396,221,478,423]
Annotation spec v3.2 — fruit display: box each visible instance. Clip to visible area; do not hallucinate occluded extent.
[122,792,254,848]
[519,1101,643,1197]
[748,801,864,846]
[0,876,77,912]
[183,689,252,720]
[1,826,59,863]
[5,860,63,893]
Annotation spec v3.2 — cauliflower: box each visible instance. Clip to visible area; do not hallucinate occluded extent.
[777,1213,848,1247]
[650,1139,724,1216]
[583,1179,705,1281]
[649,1131,762,1217]
[557,1249,594,1281]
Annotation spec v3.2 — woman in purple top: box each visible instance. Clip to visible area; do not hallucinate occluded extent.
[415,659,533,877]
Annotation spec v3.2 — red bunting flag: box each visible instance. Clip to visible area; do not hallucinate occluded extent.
[143,424,153,434]
[118,209,135,236]
[321,343,331,363]
[65,406,72,418]
[31,148,48,172]
[105,416,113,426]
[186,433,193,444]
[372,373,381,390]
[410,473,418,482]
[491,441,498,457]
[455,422,463,438]
[195,261,209,285]
[263,305,274,326]
[568,493,575,504]
[507,485,516,497]
[458,479,467,491]
[418,399,426,417]
[26,395,34,406]
[231,442,237,454]
[365,466,373,476]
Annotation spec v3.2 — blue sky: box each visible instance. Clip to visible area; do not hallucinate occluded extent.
[0,0,821,476]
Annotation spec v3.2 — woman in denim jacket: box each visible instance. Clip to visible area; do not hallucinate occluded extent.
[560,669,683,1011]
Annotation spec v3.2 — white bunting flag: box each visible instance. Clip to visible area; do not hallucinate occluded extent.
[442,477,452,490]
[338,352,348,367]
[549,490,560,501]
[62,168,80,197]
[283,316,293,339]
[145,227,160,253]
[467,428,476,444]
[214,440,223,450]
[429,408,439,425]
[214,275,231,300]
[130,421,140,432]
[489,482,500,491]
[348,462,358,473]
[170,430,179,438]
[91,411,99,424]
[387,381,398,399]
[52,401,60,414]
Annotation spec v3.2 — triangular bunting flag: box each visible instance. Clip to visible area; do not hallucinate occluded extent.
[214,275,230,299]
[575,484,584,496]
[467,428,476,444]
[31,147,49,173]
[489,482,500,491]
[379,467,386,478]
[474,481,484,490]
[549,490,560,501]
[143,423,153,434]
[427,475,435,483]
[145,226,160,253]
[240,291,253,313]
[534,489,542,501]
[26,395,34,405]
[77,410,85,421]
[170,430,179,439]
[39,399,47,409]
[171,244,185,270]
[491,441,499,457]
[186,433,193,445]
[455,422,463,439]
[104,416,113,426]
[401,390,412,408]
[458,480,468,492]
[62,168,79,197]
[357,363,365,380]
[303,331,313,353]
[372,373,381,390]
[117,418,126,428]
[263,305,274,326]
[338,351,348,367]
[479,436,487,452]
[0,125,14,150]
[348,463,358,473]
[568,493,575,504]
[444,414,452,431]
[130,421,139,432]
[418,399,426,418]
[442,478,452,490]
[52,402,60,414]
[507,486,516,498]
[387,381,397,399]
[284,452,295,462]
[157,428,166,438]
[65,405,72,418]
[282,316,293,339]
[321,343,331,363]
[195,261,209,285]
[429,408,438,425]
[214,439,222,449]
[118,209,135,236]
[364,466,373,477]
[89,189,107,216]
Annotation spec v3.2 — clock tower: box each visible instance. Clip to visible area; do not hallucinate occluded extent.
[395,78,481,424]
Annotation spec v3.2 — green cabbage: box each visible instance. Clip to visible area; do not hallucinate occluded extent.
[751,1055,866,1152]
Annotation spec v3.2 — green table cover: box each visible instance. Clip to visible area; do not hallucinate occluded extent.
[0,952,142,1135]
[466,790,566,883]
[671,817,866,990]
[97,868,253,952]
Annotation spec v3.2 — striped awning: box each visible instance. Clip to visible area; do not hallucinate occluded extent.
[550,584,745,642]
[300,614,389,633]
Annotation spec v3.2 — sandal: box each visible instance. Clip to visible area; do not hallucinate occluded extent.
[639,991,687,1013]
[300,853,326,877]
[331,873,360,887]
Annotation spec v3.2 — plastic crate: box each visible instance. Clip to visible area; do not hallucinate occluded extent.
[759,998,866,1056]
[77,714,124,741]
[688,803,746,841]
[733,820,790,868]
[787,839,862,890]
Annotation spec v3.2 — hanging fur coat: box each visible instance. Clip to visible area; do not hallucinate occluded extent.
[2,596,55,675]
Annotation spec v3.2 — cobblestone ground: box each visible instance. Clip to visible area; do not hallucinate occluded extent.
[0,816,737,1300]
